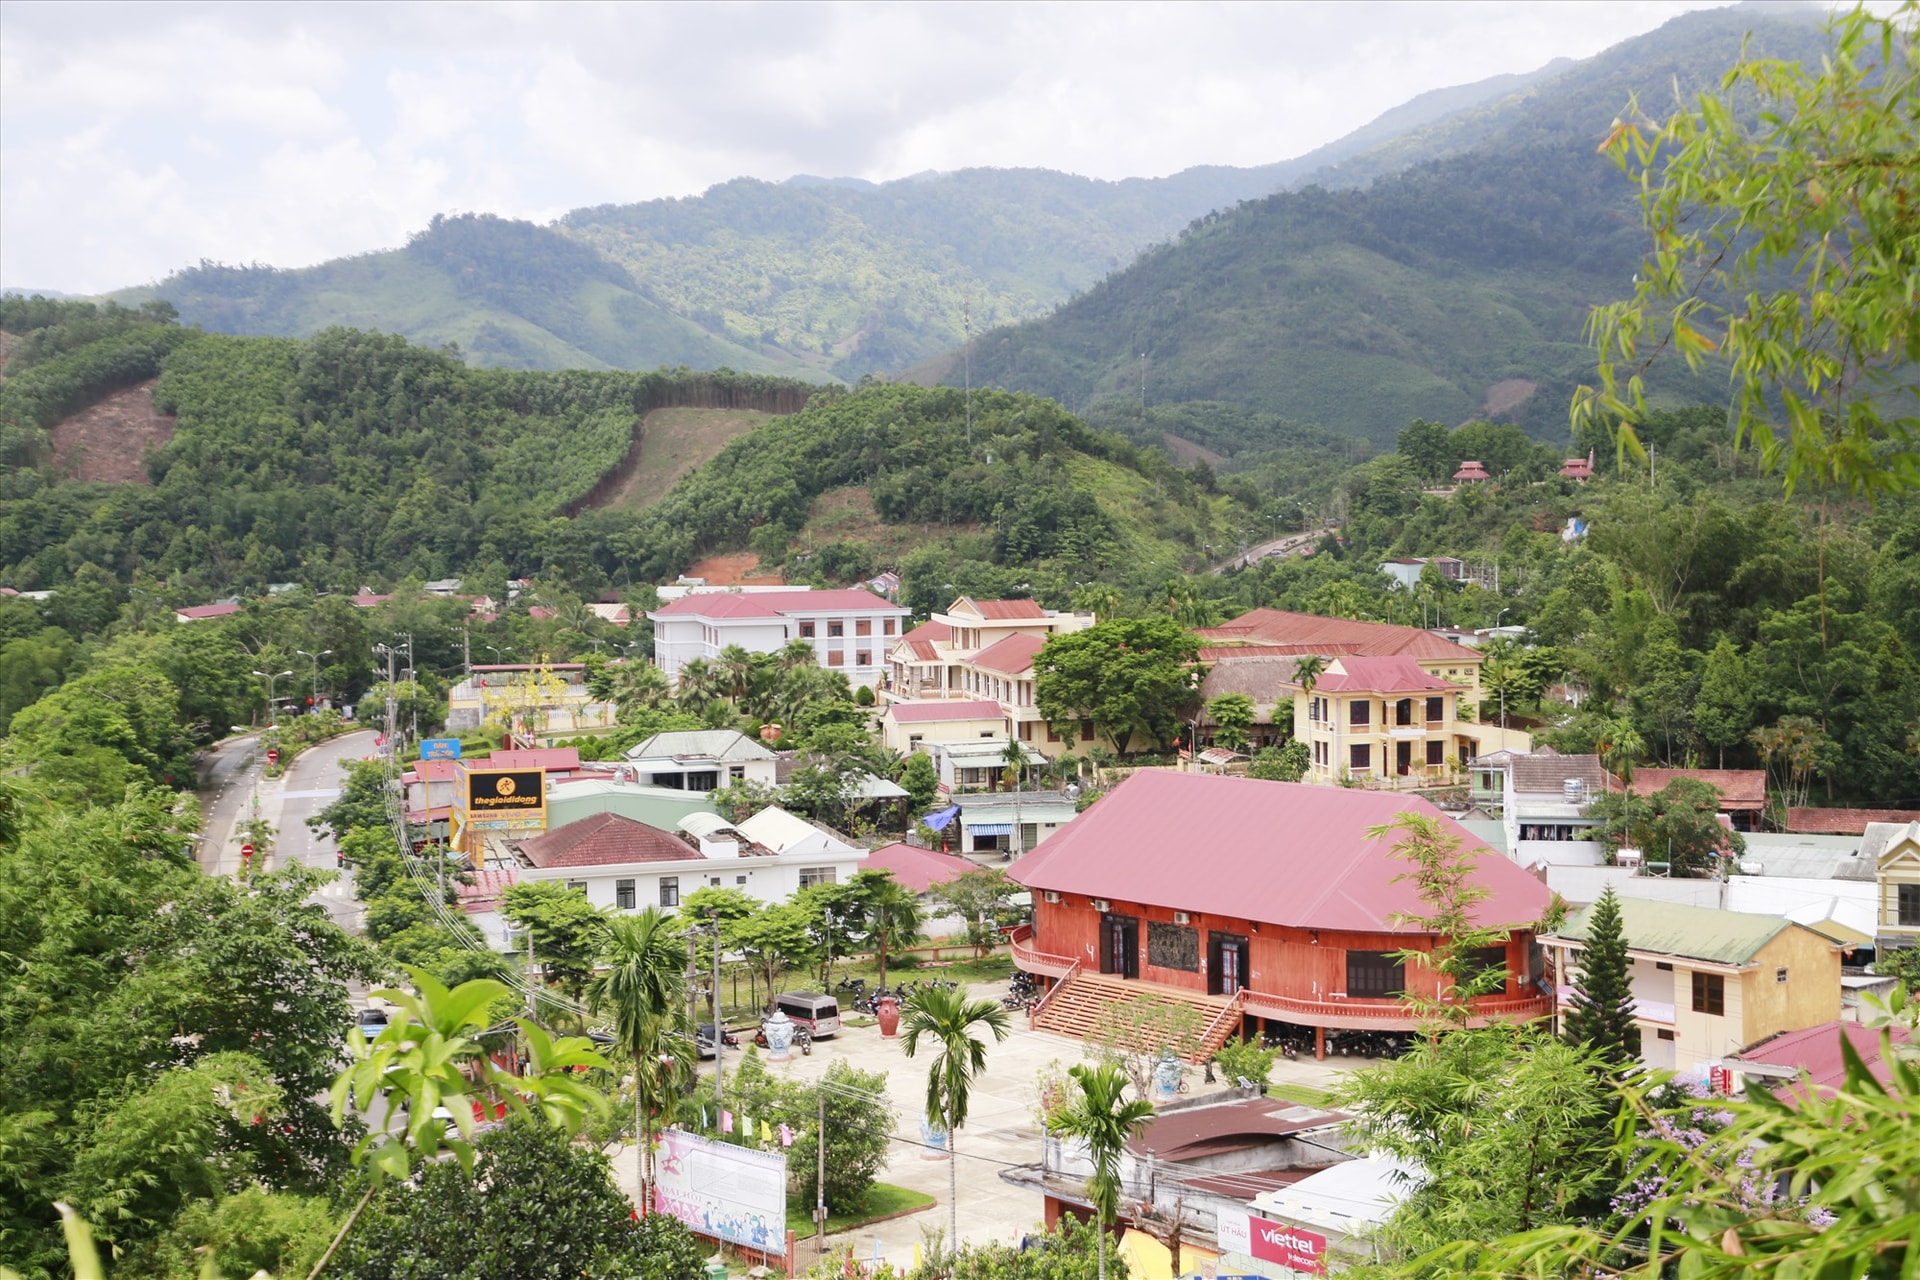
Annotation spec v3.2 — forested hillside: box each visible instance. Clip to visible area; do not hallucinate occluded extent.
[105,60,1563,386]
[962,6,1834,445]
[1,302,1246,602]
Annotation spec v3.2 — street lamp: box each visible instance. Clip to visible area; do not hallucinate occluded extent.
[296,649,332,711]
[484,644,511,664]
[1492,609,1512,738]
[251,669,294,724]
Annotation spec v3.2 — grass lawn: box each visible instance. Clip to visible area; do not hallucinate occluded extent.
[1266,1081,1335,1107]
[788,1183,935,1236]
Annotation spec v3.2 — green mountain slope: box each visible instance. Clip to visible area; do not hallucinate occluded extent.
[961,5,1835,447]
[106,64,1550,381]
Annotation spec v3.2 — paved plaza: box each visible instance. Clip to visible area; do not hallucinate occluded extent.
[612,980,1364,1271]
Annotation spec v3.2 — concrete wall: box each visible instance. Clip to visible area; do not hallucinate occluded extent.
[1740,927,1842,1048]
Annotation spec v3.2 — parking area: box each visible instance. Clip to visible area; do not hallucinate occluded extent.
[610,980,1362,1268]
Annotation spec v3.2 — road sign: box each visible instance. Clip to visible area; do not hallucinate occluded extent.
[266,748,280,765]
[241,843,255,859]
[421,738,462,760]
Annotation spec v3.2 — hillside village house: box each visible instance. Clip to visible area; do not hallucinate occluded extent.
[621,728,780,791]
[1630,768,1768,832]
[1287,655,1478,788]
[1541,898,1840,1077]
[1008,771,1555,1060]
[882,597,1101,756]
[648,587,909,690]
[879,699,1010,755]
[510,809,866,916]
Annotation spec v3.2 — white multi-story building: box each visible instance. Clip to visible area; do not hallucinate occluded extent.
[649,587,909,691]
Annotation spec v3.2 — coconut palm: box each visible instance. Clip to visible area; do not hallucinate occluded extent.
[591,910,693,1212]
[1047,1063,1156,1280]
[1292,653,1328,698]
[716,644,757,702]
[900,987,1011,1244]
[674,658,728,710]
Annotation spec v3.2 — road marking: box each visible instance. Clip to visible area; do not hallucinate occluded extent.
[280,789,344,800]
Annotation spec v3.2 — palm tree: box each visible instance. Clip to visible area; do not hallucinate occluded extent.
[900,988,1011,1244]
[863,877,924,989]
[1047,1064,1156,1280]
[591,910,692,1212]
[716,644,757,702]
[674,658,728,709]
[1596,715,1645,789]
[1291,654,1328,698]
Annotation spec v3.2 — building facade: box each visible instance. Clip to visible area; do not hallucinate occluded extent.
[1870,819,1920,954]
[1541,898,1841,1077]
[1008,771,1555,1059]
[1289,655,1477,788]
[648,587,909,690]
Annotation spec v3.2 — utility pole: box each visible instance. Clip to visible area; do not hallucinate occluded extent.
[963,297,973,451]
[816,1086,827,1260]
[1139,352,1147,410]
[711,914,725,1116]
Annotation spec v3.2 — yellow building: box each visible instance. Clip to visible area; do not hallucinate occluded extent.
[1286,655,1487,788]
[1869,819,1920,955]
[882,597,1102,759]
[1542,898,1842,1077]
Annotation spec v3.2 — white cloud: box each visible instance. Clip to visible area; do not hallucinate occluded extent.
[0,0,1745,294]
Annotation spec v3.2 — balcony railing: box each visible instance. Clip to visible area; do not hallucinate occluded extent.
[1239,987,1554,1030]
[1008,924,1078,980]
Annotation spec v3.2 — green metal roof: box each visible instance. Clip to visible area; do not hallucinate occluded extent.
[1549,897,1797,966]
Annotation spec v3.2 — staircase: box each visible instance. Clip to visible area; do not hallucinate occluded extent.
[1031,972,1245,1064]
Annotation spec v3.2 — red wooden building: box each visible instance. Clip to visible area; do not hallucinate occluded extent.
[1008,771,1555,1058]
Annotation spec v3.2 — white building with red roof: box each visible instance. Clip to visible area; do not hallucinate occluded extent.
[883,595,1098,759]
[1008,770,1555,1060]
[648,586,908,690]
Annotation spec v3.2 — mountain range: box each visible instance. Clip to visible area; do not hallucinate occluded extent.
[101,4,1830,445]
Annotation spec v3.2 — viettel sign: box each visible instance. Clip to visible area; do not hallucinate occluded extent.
[1216,1207,1328,1276]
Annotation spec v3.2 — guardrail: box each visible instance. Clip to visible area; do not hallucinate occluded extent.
[1192,990,1248,1059]
[1238,988,1554,1029]
[1026,956,1082,1029]
[1007,924,1077,980]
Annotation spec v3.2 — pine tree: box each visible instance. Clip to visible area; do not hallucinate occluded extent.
[1562,886,1641,1068]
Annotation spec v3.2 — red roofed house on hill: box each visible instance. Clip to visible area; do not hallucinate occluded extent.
[883,596,1103,760]
[648,587,910,692]
[1008,771,1554,1060]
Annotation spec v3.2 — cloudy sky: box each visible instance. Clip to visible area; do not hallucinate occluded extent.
[2,0,1755,295]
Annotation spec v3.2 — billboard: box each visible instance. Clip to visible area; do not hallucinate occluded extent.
[461,767,546,822]
[1216,1208,1327,1276]
[421,738,462,760]
[653,1129,787,1251]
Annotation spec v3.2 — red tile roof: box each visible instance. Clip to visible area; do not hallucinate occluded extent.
[971,632,1046,675]
[1009,771,1551,934]
[1199,609,1482,663]
[652,588,899,619]
[456,868,519,914]
[896,620,953,662]
[886,700,1007,724]
[518,813,699,868]
[1630,769,1767,809]
[862,842,978,893]
[1786,807,1920,835]
[968,599,1048,620]
[350,593,390,607]
[1454,461,1491,481]
[175,602,243,620]
[1731,1021,1912,1102]
[1312,656,1459,694]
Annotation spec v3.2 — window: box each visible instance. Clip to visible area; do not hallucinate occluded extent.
[1656,1028,1675,1041]
[1656,962,1674,972]
[565,880,588,894]
[1350,743,1370,771]
[1395,698,1413,726]
[659,878,679,908]
[615,879,636,910]
[1081,719,1095,742]
[828,620,844,637]
[857,650,871,666]
[1346,950,1405,998]
[799,621,816,638]
[1468,945,1508,988]
[1426,740,1445,766]
[729,765,745,780]
[1426,696,1445,722]
[908,734,924,748]
[736,874,747,885]
[827,650,844,667]
[1776,967,1789,984]
[855,619,872,636]
[1047,723,1061,742]
[884,618,896,635]
[799,867,836,888]
[1691,971,1725,1016]
[1901,883,1920,926]
[1350,700,1371,726]
[1021,823,1039,848]
[709,877,720,886]
[686,770,718,791]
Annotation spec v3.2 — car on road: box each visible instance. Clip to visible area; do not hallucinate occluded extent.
[355,1006,390,1039]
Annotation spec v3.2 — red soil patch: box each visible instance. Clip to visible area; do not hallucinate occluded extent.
[49,379,175,484]
[684,552,786,587]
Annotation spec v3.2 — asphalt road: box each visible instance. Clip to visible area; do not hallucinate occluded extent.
[196,733,264,876]
[273,729,381,934]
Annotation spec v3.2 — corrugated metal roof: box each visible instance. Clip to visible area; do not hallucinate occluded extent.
[651,588,901,619]
[887,700,1006,724]
[1631,769,1766,808]
[1009,771,1550,934]
[862,842,975,893]
[624,729,777,762]
[1547,897,1801,966]
[971,632,1045,675]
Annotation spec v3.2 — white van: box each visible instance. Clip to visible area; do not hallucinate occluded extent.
[773,992,841,1038]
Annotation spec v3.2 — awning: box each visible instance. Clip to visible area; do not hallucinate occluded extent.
[922,804,962,832]
[964,822,1014,837]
